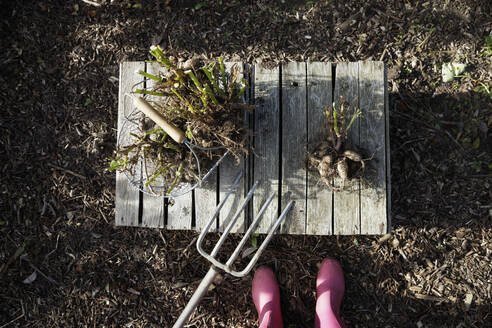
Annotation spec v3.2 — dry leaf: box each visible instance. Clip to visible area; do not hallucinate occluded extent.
[23,271,37,284]
[242,247,257,258]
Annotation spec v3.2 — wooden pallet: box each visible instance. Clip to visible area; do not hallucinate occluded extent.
[115,61,390,235]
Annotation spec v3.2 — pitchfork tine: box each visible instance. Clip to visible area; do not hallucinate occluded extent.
[197,172,243,245]
[173,171,294,328]
[208,180,259,257]
[225,192,275,266]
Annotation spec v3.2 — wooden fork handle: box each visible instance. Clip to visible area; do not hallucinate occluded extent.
[134,97,186,144]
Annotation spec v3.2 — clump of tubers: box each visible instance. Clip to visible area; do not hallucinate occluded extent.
[307,97,369,191]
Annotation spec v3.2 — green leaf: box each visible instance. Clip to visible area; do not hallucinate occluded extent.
[108,158,127,172]
[333,107,339,136]
[472,161,482,172]
[485,35,492,56]
[346,109,362,132]
[472,137,480,149]
[203,84,218,105]
[185,126,194,140]
[149,45,172,68]
[195,2,206,10]
[251,234,257,248]
[219,57,227,91]
[164,143,180,152]
[133,89,167,97]
[171,88,196,113]
[144,128,165,137]
[84,98,92,106]
[202,66,223,96]
[136,70,163,82]
[441,62,466,83]
[145,164,172,187]
[109,160,119,171]
[233,78,248,101]
[185,70,203,92]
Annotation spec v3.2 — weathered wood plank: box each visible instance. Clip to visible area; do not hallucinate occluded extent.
[385,65,391,234]
[194,172,217,231]
[218,62,247,233]
[117,60,389,234]
[167,193,193,230]
[359,61,387,234]
[162,61,192,230]
[141,62,165,228]
[306,62,333,235]
[333,62,360,235]
[280,62,307,234]
[253,64,280,234]
[116,62,144,227]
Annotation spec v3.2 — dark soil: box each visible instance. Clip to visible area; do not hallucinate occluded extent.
[1,1,491,327]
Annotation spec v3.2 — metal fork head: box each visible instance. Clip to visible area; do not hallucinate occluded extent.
[196,172,294,278]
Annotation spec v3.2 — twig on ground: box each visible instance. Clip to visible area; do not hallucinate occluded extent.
[0,245,25,273]
[0,300,24,328]
[81,0,101,7]
[159,230,167,246]
[98,207,109,223]
[48,163,87,180]
[40,195,56,217]
[43,234,60,264]
[20,254,59,286]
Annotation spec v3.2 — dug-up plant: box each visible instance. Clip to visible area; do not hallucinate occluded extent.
[308,98,369,191]
[109,46,251,195]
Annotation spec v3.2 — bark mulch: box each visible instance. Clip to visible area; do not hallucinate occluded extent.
[1,1,491,327]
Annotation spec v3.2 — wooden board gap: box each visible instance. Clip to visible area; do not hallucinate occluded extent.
[216,166,220,231]
[248,63,254,228]
[331,63,336,235]
[304,62,308,234]
[164,198,168,227]
[277,63,283,220]
[191,189,196,229]
[138,190,143,226]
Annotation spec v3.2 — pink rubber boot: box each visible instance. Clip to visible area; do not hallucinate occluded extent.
[252,266,283,328]
[315,258,346,328]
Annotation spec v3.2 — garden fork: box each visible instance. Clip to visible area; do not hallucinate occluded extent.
[173,172,294,328]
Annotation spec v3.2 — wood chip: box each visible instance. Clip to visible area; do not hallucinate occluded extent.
[464,293,473,311]
[378,234,391,243]
[414,293,443,302]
